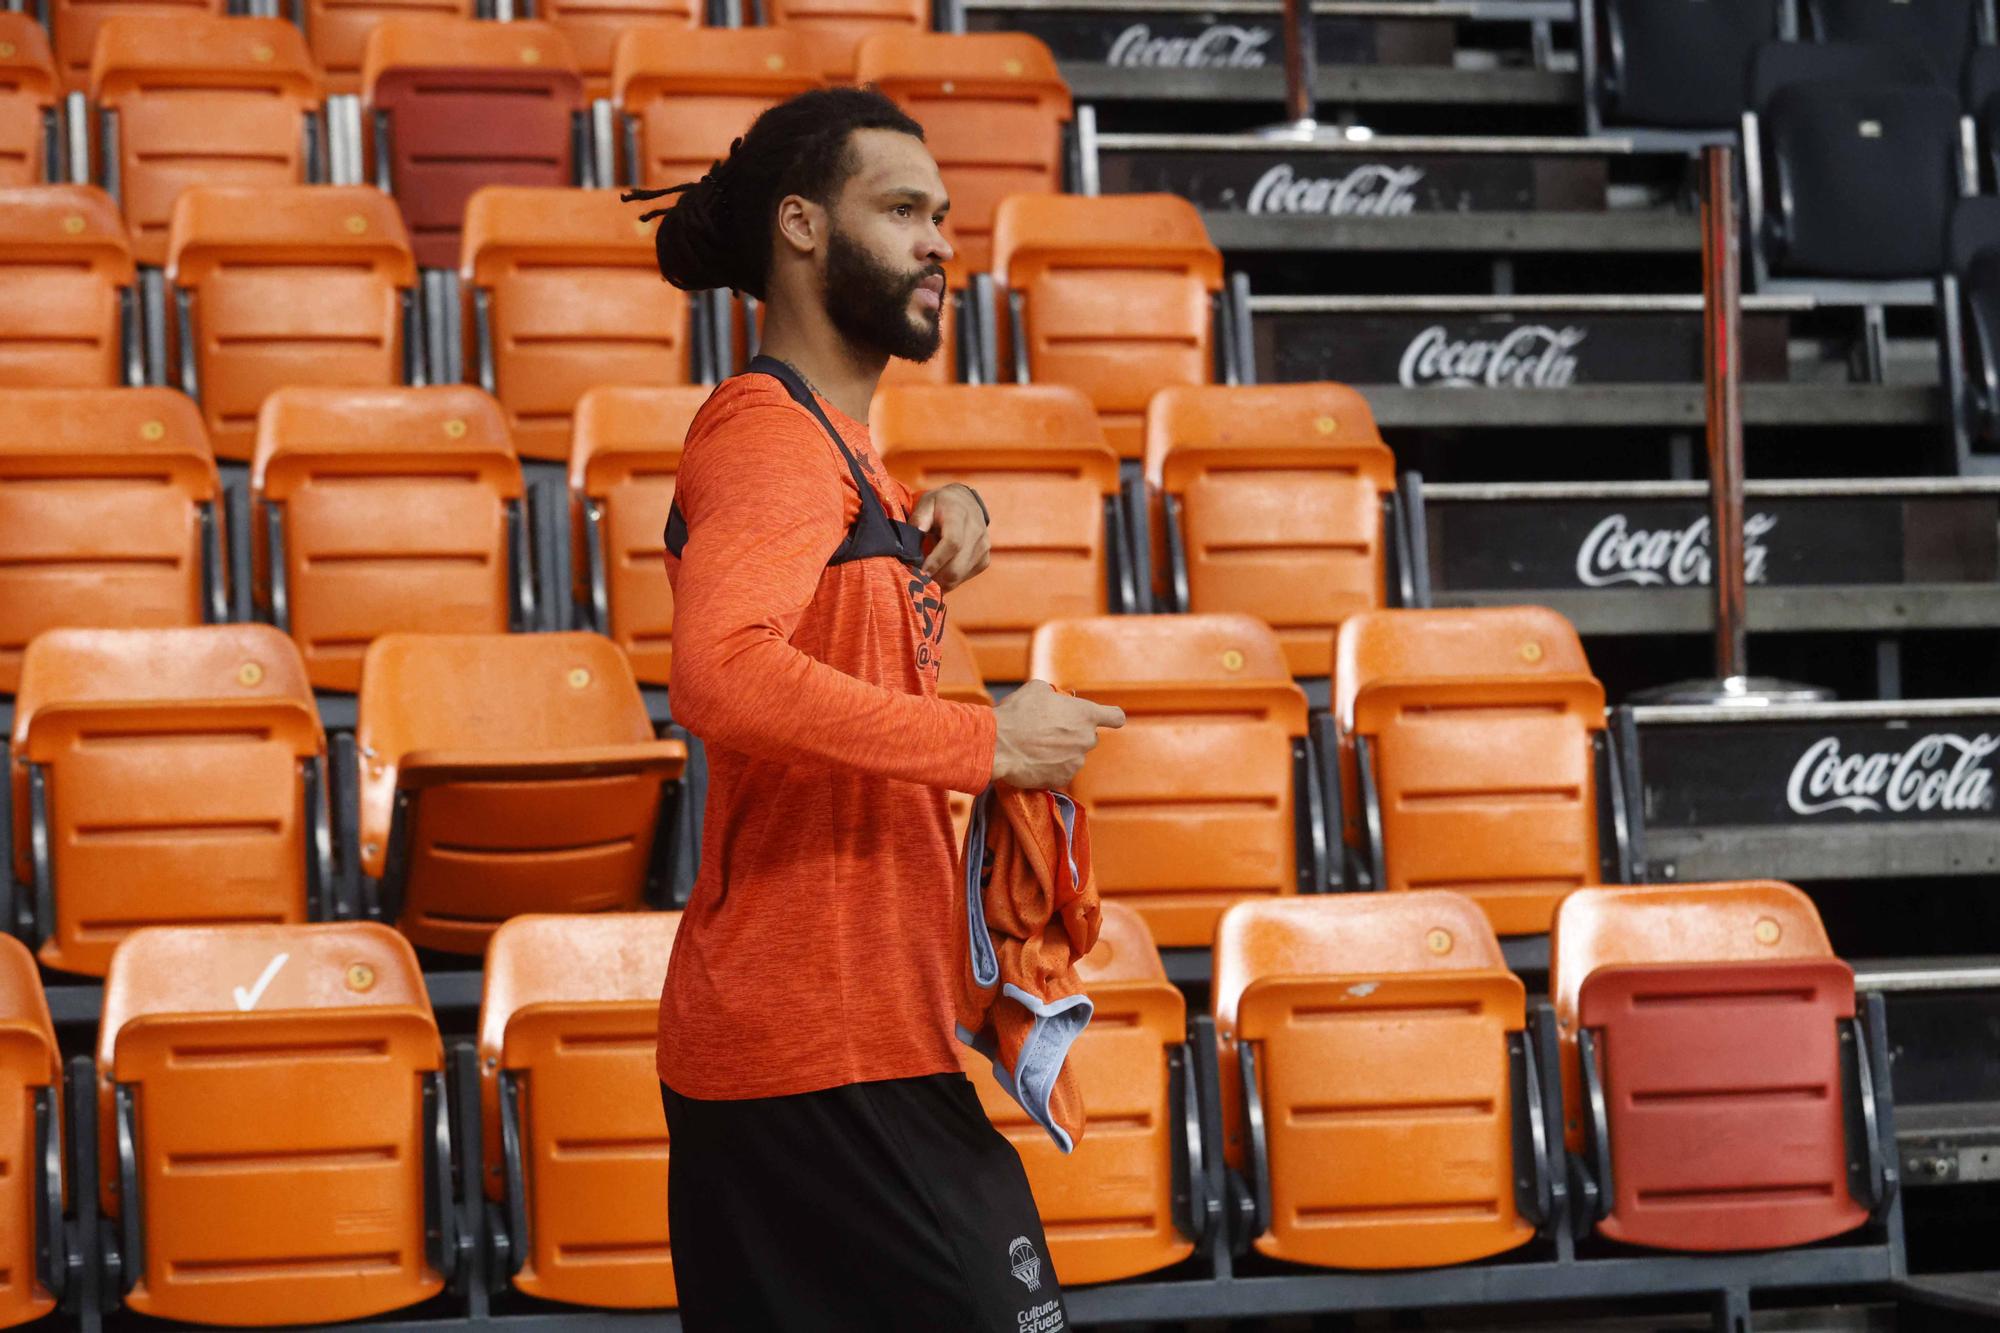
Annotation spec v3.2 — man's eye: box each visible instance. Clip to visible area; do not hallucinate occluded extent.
[895,204,913,218]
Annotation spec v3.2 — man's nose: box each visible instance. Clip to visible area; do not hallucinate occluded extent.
[922,220,954,267]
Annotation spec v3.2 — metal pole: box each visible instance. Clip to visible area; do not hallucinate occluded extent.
[1281,0,1317,130]
[1703,143,1749,681]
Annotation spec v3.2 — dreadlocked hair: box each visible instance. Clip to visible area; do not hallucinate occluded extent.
[622,86,925,301]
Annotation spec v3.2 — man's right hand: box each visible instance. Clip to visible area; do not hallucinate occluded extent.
[990,679,1126,790]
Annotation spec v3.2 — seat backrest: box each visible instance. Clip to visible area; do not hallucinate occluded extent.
[874,384,1119,680]
[1808,0,1978,83]
[169,184,415,462]
[763,0,927,78]
[48,0,228,95]
[1601,0,1782,128]
[1748,37,1939,108]
[91,16,322,267]
[1949,193,2000,274]
[1336,605,1590,733]
[300,0,472,94]
[12,625,323,974]
[856,32,1070,272]
[0,15,56,187]
[991,193,1223,458]
[1032,615,1307,947]
[462,187,695,460]
[96,921,444,1325]
[0,933,60,1329]
[1211,893,1532,1268]
[571,384,709,687]
[535,0,699,98]
[252,386,521,691]
[613,26,820,191]
[0,386,217,694]
[477,911,680,1305]
[0,184,135,389]
[363,18,584,267]
[1148,384,1394,677]
[1966,43,2000,119]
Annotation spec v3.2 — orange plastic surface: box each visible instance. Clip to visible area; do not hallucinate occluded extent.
[46,0,223,94]
[0,934,60,1328]
[89,16,321,266]
[0,387,217,692]
[613,27,819,192]
[461,187,694,461]
[479,912,680,1306]
[1031,615,1307,946]
[299,0,471,95]
[856,32,1070,272]
[959,902,1194,1284]
[762,0,926,77]
[569,384,706,686]
[874,384,1117,680]
[12,625,322,976]
[1146,384,1394,675]
[96,922,443,1325]
[251,386,519,691]
[355,632,685,953]
[0,185,135,389]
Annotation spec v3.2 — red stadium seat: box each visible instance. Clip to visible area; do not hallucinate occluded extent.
[0,934,62,1328]
[362,18,585,267]
[94,922,451,1324]
[89,16,324,267]
[0,185,138,389]
[0,15,59,186]
[479,912,680,1307]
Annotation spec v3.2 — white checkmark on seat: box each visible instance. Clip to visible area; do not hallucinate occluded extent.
[233,952,290,1012]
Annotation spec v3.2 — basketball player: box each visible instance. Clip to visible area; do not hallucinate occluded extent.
[625,87,1123,1331]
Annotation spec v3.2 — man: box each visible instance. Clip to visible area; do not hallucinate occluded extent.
[625,87,1124,1331]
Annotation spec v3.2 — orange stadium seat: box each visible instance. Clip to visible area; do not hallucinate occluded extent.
[1334,606,1605,935]
[10,626,332,977]
[479,912,680,1307]
[991,193,1224,459]
[167,184,419,462]
[1145,385,1396,676]
[873,384,1129,681]
[936,620,989,850]
[532,0,700,99]
[46,0,225,95]
[252,386,529,692]
[0,185,139,388]
[857,32,1071,274]
[0,15,59,187]
[0,935,63,1328]
[1550,884,1892,1252]
[960,901,1197,1284]
[569,383,708,685]
[761,0,925,79]
[1030,614,1324,948]
[293,0,472,96]
[0,387,224,695]
[462,186,699,461]
[1211,894,1545,1269]
[89,16,324,267]
[611,26,818,192]
[94,922,453,1324]
[362,19,585,268]
[354,631,688,953]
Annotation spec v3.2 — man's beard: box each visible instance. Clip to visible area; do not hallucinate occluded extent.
[823,226,944,363]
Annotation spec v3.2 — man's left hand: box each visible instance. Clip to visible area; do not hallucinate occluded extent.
[912,483,991,593]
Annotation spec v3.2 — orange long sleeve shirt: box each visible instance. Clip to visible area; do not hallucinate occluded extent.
[656,372,998,1099]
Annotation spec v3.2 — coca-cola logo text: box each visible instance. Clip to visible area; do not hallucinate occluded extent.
[1244,163,1422,217]
[1105,23,1268,68]
[1576,513,1776,588]
[1399,324,1585,388]
[1785,734,1999,816]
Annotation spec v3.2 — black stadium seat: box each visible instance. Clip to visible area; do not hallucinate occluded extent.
[1807,0,1989,85]
[1593,0,1786,130]
[1965,46,2000,184]
[1940,195,2000,465]
[1749,41,1962,281]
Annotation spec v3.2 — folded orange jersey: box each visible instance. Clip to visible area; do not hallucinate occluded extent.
[953,783,1102,1152]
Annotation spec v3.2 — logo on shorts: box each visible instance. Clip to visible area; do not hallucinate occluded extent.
[1008,1237,1042,1291]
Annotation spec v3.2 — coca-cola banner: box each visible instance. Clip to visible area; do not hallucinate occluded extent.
[962,10,1451,70]
[1635,718,2000,830]
[1258,311,1790,386]
[1095,150,1607,216]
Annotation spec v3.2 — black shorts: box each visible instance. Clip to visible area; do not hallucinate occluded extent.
[660,1073,1069,1333]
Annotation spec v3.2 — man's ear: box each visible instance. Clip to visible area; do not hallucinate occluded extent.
[775,194,821,258]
